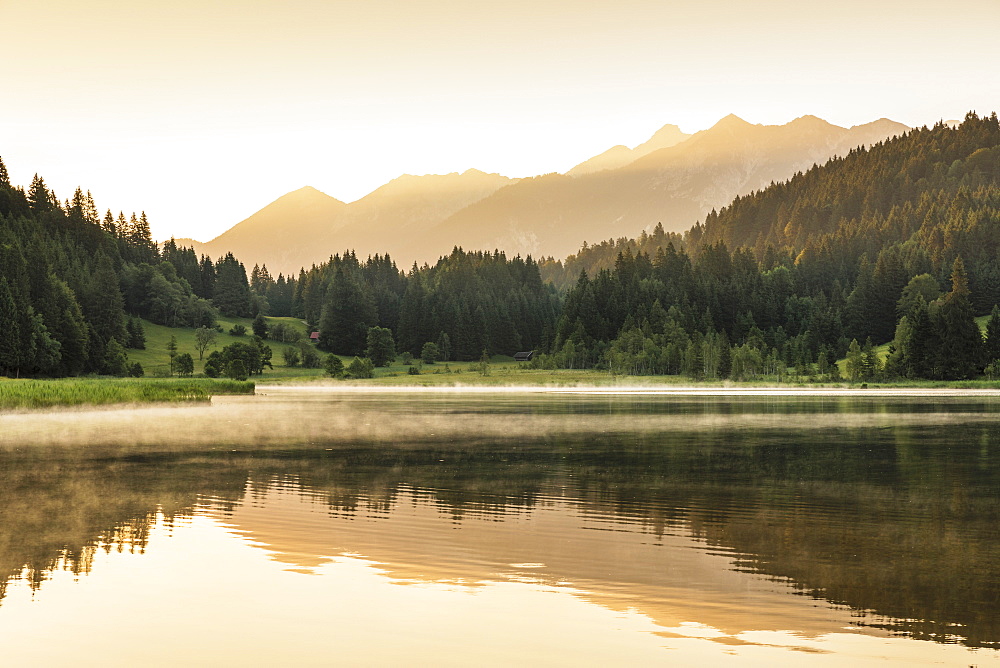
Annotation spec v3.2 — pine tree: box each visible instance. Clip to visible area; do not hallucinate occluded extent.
[936,256,982,379]
[984,305,1000,366]
[0,278,23,375]
[318,268,376,355]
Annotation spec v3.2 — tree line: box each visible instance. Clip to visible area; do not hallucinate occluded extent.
[3,112,1000,380]
[534,113,1000,380]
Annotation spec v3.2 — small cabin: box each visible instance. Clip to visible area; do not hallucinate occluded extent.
[514,351,535,362]
[310,331,320,343]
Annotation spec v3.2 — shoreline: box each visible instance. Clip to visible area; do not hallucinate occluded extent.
[256,383,1000,397]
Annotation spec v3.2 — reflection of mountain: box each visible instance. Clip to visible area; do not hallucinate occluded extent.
[1,393,999,649]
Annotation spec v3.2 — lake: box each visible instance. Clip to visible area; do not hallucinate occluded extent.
[1,388,998,666]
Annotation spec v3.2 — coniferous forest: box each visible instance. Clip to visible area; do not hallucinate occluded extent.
[2,112,1000,381]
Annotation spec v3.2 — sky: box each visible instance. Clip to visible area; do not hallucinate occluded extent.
[2,0,998,242]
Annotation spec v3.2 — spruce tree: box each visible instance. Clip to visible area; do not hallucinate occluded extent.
[937,257,982,379]
[318,268,376,355]
[0,279,22,376]
[984,305,1000,366]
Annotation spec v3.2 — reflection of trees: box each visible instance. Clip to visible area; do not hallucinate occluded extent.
[1,417,998,648]
[0,455,248,602]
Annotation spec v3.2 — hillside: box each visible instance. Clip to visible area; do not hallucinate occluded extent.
[541,113,1000,381]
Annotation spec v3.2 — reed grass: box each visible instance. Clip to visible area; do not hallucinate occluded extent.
[0,378,255,410]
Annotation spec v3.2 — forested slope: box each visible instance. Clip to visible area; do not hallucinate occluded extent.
[545,113,1000,380]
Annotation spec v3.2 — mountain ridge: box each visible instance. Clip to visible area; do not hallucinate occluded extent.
[185,115,910,274]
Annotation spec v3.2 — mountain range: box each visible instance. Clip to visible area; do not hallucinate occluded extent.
[180,115,909,274]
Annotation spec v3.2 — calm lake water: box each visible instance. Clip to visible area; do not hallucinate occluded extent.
[1,388,999,666]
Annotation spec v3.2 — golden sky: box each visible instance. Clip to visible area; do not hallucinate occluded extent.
[2,0,998,242]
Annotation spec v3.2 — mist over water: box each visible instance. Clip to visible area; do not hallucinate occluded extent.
[1,390,998,665]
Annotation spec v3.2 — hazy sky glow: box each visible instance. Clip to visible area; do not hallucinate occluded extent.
[3,0,998,241]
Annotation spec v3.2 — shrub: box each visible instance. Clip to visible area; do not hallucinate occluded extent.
[300,346,321,368]
[229,324,247,337]
[325,354,344,378]
[421,342,440,364]
[407,365,420,375]
[252,314,268,338]
[365,326,396,367]
[226,359,249,381]
[283,347,301,367]
[345,357,375,379]
[204,351,223,378]
[175,353,194,377]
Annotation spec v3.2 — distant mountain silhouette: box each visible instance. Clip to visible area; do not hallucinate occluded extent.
[418,115,909,262]
[189,186,347,272]
[187,116,908,273]
[196,170,513,274]
[566,123,690,175]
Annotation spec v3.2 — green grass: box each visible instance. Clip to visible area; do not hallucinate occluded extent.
[126,314,1000,389]
[0,378,255,410]
[128,316,311,378]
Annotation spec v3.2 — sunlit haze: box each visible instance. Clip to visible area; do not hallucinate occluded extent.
[3,0,998,242]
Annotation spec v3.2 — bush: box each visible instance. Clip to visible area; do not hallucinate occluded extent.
[475,349,491,376]
[175,353,194,377]
[252,314,268,338]
[408,365,420,375]
[400,352,413,365]
[229,324,247,337]
[283,347,301,367]
[365,326,396,367]
[325,354,344,378]
[300,346,321,369]
[226,359,249,381]
[128,362,144,377]
[421,342,440,364]
[345,357,375,379]
[204,351,223,378]
[269,322,303,343]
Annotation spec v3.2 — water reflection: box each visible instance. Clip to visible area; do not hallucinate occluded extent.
[0,390,999,664]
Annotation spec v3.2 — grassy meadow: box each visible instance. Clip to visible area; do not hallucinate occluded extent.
[0,378,255,410]
[12,312,994,406]
[128,315,312,378]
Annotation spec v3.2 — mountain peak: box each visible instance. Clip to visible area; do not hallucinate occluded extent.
[278,185,345,205]
[634,124,689,153]
[568,123,690,176]
[711,114,753,130]
[790,114,832,125]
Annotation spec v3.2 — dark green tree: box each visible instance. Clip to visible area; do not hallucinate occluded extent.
[174,352,194,377]
[344,357,374,379]
[421,341,440,364]
[936,257,982,379]
[365,326,396,366]
[252,313,268,338]
[318,268,376,355]
[984,305,1000,366]
[325,354,344,378]
[226,359,248,381]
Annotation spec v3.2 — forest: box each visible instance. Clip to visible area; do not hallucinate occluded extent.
[1,112,999,381]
